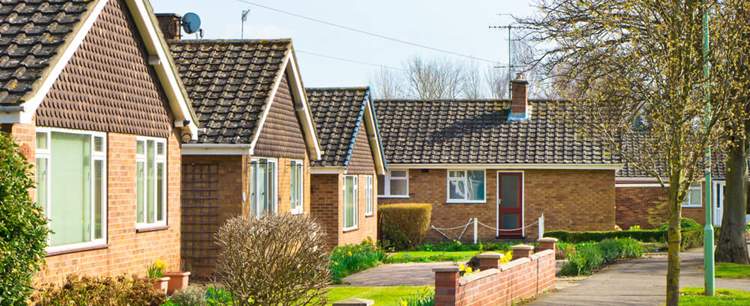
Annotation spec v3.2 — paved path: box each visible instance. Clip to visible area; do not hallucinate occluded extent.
[342,262,455,286]
[530,248,750,306]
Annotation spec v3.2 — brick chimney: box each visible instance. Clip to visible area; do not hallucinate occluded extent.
[509,73,529,120]
[156,13,182,40]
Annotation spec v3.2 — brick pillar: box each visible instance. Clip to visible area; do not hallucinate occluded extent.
[333,298,374,306]
[476,252,503,271]
[434,266,460,306]
[512,244,534,259]
[536,237,558,254]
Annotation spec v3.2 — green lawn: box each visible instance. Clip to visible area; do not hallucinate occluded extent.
[326,286,433,305]
[384,251,478,263]
[716,262,750,279]
[680,288,750,305]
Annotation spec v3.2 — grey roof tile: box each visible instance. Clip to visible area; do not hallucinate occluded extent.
[307,87,369,167]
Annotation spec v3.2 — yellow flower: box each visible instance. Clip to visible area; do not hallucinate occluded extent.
[458,263,466,271]
[465,267,473,274]
[400,300,408,306]
[154,259,167,271]
[347,251,353,256]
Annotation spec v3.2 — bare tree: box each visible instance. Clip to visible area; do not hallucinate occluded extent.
[462,61,484,99]
[403,56,465,99]
[371,68,404,99]
[484,66,508,99]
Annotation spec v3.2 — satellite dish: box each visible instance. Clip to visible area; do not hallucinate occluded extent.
[182,12,201,34]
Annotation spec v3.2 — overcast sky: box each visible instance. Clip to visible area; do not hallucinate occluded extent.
[152,0,540,88]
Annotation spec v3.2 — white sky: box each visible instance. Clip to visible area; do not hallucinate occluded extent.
[151,0,541,88]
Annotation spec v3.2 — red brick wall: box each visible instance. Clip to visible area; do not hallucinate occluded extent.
[310,173,378,248]
[616,185,705,229]
[434,247,555,306]
[381,169,615,241]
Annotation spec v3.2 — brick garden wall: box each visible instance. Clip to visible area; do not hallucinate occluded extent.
[616,185,705,229]
[434,243,556,306]
[381,168,616,241]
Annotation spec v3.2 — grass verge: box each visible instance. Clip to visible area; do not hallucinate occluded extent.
[680,287,750,306]
[384,251,479,263]
[716,262,750,279]
[326,286,433,306]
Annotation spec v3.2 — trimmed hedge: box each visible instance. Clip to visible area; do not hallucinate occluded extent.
[379,204,432,250]
[547,218,703,251]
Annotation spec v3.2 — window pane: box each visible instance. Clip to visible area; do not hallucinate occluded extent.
[136,161,145,223]
[290,162,298,210]
[344,177,355,228]
[391,170,407,178]
[36,132,47,150]
[257,162,267,217]
[366,177,373,214]
[500,175,519,208]
[377,175,385,195]
[268,161,276,215]
[501,213,520,229]
[390,179,407,196]
[36,157,48,213]
[136,140,145,155]
[94,160,103,239]
[467,171,485,201]
[448,171,464,179]
[50,132,92,246]
[157,162,165,221]
[147,140,155,223]
[449,179,466,200]
[157,142,165,156]
[250,162,258,217]
[94,136,104,153]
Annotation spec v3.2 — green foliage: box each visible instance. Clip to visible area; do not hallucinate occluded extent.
[326,286,431,305]
[0,132,49,304]
[32,275,165,306]
[715,262,750,279]
[329,239,386,283]
[659,218,703,250]
[399,288,435,306]
[163,286,234,306]
[384,251,478,264]
[545,229,664,243]
[379,204,432,250]
[560,238,644,276]
[415,240,512,252]
[147,259,167,279]
[680,287,750,306]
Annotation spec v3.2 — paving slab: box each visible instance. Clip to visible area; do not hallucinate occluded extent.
[342,262,456,286]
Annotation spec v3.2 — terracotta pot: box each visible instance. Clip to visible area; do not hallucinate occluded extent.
[164,271,191,295]
[151,276,170,295]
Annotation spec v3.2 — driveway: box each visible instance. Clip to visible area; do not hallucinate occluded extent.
[530,247,750,306]
[342,262,455,286]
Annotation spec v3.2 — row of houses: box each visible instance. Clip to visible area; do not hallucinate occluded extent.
[1,0,746,284]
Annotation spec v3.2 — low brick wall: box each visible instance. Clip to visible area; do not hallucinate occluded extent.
[434,241,556,306]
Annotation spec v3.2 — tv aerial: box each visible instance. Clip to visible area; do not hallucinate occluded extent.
[182,12,203,38]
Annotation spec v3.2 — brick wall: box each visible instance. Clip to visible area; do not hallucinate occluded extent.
[30,131,183,285]
[616,185,705,229]
[310,173,378,249]
[381,168,615,241]
[433,242,556,306]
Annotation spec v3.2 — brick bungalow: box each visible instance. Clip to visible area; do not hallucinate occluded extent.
[164,31,322,277]
[375,76,622,241]
[0,0,199,284]
[307,87,387,248]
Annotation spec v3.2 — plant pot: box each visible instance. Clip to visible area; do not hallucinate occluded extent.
[151,276,170,295]
[164,271,190,295]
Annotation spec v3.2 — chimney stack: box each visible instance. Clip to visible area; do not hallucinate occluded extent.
[509,73,529,120]
[156,13,182,40]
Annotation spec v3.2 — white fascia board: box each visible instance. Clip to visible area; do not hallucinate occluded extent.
[310,167,345,175]
[388,163,624,170]
[364,101,386,175]
[181,144,251,155]
[615,183,668,188]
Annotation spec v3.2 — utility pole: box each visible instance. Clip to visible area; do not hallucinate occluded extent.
[702,1,715,297]
[241,9,251,39]
[489,22,531,97]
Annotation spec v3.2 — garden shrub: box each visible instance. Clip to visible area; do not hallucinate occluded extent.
[215,214,330,305]
[415,240,512,252]
[32,275,165,306]
[659,217,703,250]
[330,238,386,283]
[0,132,49,304]
[379,204,432,250]
[400,288,435,306]
[545,229,664,243]
[559,238,644,276]
[166,285,206,306]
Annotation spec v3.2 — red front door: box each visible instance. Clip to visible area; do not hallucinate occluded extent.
[497,172,523,238]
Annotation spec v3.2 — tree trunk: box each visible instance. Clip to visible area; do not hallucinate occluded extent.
[716,131,750,264]
[666,173,682,306]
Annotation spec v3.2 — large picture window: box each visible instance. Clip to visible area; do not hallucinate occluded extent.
[447,170,486,203]
[343,175,359,230]
[682,184,702,208]
[136,137,167,229]
[364,176,374,217]
[377,170,408,197]
[35,128,106,251]
[290,160,304,215]
[251,158,277,218]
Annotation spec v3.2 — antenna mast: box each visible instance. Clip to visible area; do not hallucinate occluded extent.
[490,15,531,98]
[241,9,251,39]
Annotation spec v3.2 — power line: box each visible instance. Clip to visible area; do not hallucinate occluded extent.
[296,49,405,71]
[234,0,499,64]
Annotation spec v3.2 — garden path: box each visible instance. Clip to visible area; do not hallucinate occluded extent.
[530,246,750,306]
[342,262,455,286]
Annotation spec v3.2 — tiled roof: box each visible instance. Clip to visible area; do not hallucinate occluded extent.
[0,0,93,105]
[168,39,290,144]
[307,87,369,167]
[374,99,620,165]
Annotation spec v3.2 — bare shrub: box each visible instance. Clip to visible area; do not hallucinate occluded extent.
[215,214,330,305]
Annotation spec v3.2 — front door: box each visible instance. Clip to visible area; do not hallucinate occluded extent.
[497,172,523,238]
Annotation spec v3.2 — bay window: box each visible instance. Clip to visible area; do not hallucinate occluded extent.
[136,137,167,229]
[290,160,304,215]
[447,170,486,203]
[251,158,277,218]
[35,128,106,251]
[377,170,408,197]
[343,175,358,230]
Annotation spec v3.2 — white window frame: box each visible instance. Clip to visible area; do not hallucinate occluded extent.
[446,169,487,203]
[378,170,409,198]
[364,175,374,217]
[250,157,278,218]
[682,184,702,208]
[290,159,304,215]
[36,127,107,253]
[343,175,359,231]
[135,136,168,230]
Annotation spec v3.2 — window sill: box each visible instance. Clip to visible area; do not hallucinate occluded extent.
[47,243,108,257]
[136,225,169,233]
[682,205,702,209]
[446,200,486,204]
[378,195,410,199]
[343,227,359,233]
[365,213,375,218]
